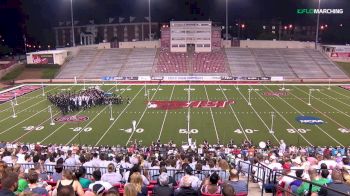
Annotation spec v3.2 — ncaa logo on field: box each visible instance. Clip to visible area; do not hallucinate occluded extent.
[54,115,89,123]
[296,116,324,125]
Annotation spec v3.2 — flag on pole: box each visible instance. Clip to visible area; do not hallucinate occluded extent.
[109,17,115,23]
[119,17,125,23]
[129,16,135,22]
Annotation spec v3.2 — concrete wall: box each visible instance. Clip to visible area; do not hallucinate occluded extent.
[119,40,160,48]
[98,42,111,49]
[239,40,315,48]
[221,40,231,48]
[0,63,23,79]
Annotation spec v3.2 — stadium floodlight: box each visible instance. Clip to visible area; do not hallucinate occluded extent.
[315,0,321,49]
[49,106,55,126]
[11,100,17,118]
[109,103,114,121]
[41,82,45,96]
[270,112,275,134]
[14,92,18,106]
[70,0,75,47]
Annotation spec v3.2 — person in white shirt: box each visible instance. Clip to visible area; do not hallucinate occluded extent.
[279,140,286,155]
[89,170,113,191]
[64,150,78,167]
[179,165,201,190]
[101,163,122,185]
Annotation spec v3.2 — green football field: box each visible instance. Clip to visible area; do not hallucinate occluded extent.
[0,83,350,147]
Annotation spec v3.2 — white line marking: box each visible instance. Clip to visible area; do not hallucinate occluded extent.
[158,85,175,140]
[250,85,313,146]
[219,85,249,141]
[125,85,161,145]
[204,85,219,143]
[94,86,145,146]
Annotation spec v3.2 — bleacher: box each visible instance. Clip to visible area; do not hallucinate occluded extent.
[118,48,156,77]
[154,48,189,74]
[225,48,263,77]
[193,50,228,76]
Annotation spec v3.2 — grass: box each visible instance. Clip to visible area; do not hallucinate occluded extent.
[41,67,59,79]
[0,83,350,147]
[1,66,24,81]
[336,62,350,76]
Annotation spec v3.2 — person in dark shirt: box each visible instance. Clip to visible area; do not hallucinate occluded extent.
[174,175,198,196]
[319,169,350,196]
[154,173,174,196]
[0,172,18,196]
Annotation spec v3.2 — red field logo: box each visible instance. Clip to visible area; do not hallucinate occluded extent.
[264,91,288,96]
[147,100,234,110]
[54,115,89,123]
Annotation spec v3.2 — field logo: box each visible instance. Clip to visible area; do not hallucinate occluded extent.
[54,115,89,123]
[147,100,235,110]
[264,91,288,96]
[296,116,324,125]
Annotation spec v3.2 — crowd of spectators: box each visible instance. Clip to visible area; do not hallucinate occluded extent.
[0,139,349,196]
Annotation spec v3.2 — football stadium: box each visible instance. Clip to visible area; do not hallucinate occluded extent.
[1,0,350,196]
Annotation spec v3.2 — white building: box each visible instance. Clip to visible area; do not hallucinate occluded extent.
[26,50,68,65]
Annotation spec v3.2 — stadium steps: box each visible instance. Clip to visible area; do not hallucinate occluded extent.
[223,48,233,77]
[188,47,194,76]
[249,49,266,77]
[116,49,133,77]
[78,49,105,78]
[238,174,273,196]
[304,49,331,78]
[275,49,299,79]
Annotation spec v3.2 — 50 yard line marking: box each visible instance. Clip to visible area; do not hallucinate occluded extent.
[250,85,312,146]
[234,86,280,144]
[158,85,175,141]
[40,85,127,143]
[265,85,343,146]
[94,86,145,146]
[219,85,249,141]
[125,84,161,146]
[204,85,219,143]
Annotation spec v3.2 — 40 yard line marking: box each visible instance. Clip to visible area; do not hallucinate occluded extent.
[94,86,145,146]
[204,85,219,143]
[158,85,175,141]
[0,86,60,113]
[219,85,249,141]
[250,85,313,146]
[125,84,161,146]
[40,85,125,143]
[265,85,343,146]
[234,86,280,144]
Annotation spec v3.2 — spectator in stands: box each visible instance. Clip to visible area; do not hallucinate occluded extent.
[56,186,75,196]
[226,169,248,194]
[290,170,304,193]
[65,150,79,166]
[154,173,174,196]
[156,167,177,186]
[75,166,91,189]
[278,163,295,189]
[174,175,198,196]
[0,172,18,196]
[15,166,28,194]
[124,183,138,196]
[319,169,350,196]
[24,169,50,195]
[124,164,149,186]
[89,170,112,191]
[318,154,337,170]
[54,169,84,196]
[296,168,329,195]
[200,172,222,195]
[101,163,122,185]
[222,182,236,196]
[178,164,201,190]
[52,164,63,182]
[129,172,147,196]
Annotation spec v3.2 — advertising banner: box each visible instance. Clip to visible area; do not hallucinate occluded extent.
[331,52,350,58]
[32,54,54,64]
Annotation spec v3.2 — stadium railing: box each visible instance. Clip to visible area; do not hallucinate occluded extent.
[238,161,267,196]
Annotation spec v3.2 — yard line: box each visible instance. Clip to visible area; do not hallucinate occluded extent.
[218,85,249,141]
[234,86,280,144]
[0,106,50,135]
[328,87,350,99]
[41,85,128,143]
[0,86,60,113]
[125,85,161,146]
[94,86,145,146]
[204,85,219,143]
[264,85,343,146]
[158,85,175,140]
[315,87,350,108]
[250,85,313,146]
[12,109,61,143]
[295,86,350,119]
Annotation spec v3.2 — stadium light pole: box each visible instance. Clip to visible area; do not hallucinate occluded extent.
[148,0,152,41]
[70,0,76,47]
[315,0,321,49]
[225,0,228,40]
